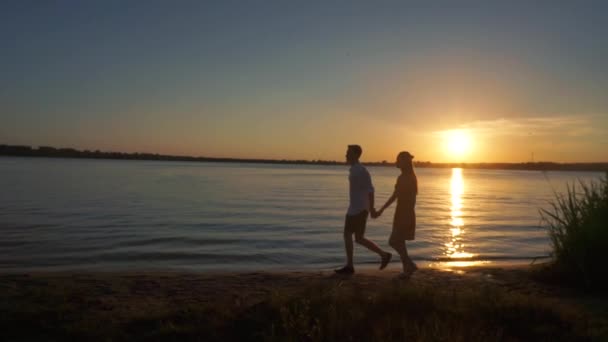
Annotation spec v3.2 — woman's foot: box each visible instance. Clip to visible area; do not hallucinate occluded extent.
[408,260,418,272]
[400,260,417,276]
[334,265,355,275]
[380,252,392,270]
[402,260,418,275]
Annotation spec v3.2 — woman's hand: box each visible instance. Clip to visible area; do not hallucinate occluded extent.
[370,208,379,219]
[371,208,383,219]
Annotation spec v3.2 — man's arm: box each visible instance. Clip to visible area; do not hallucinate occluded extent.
[368,191,376,216]
[363,169,377,216]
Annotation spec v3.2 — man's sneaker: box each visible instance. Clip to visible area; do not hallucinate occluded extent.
[380,252,392,270]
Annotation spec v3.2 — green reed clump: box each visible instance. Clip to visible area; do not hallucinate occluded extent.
[540,172,608,289]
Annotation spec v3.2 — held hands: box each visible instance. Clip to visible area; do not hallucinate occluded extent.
[371,208,384,219]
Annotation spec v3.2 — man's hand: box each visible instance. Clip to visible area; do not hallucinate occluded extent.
[372,208,384,219]
[370,208,380,219]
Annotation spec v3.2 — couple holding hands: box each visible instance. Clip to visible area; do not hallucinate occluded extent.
[335,145,418,278]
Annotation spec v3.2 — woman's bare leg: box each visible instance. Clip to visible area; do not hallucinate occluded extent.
[389,237,409,272]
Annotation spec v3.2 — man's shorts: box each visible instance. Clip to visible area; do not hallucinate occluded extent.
[344,210,369,235]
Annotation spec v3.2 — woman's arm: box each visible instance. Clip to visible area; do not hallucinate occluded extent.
[377,191,397,216]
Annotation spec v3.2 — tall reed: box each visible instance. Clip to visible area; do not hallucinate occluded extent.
[540,172,608,288]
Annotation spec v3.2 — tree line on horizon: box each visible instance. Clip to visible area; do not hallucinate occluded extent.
[1,144,607,172]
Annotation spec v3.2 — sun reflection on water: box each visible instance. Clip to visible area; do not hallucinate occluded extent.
[438,168,486,268]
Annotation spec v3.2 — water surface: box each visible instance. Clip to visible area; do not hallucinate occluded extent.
[0,157,602,271]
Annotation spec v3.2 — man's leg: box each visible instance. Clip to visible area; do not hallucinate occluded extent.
[354,211,386,256]
[355,232,392,270]
[354,232,386,256]
[336,216,355,274]
[344,230,354,268]
[353,212,391,269]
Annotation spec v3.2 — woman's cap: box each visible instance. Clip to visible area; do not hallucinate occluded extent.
[401,151,414,159]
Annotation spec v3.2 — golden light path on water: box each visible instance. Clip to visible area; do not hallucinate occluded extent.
[437,168,488,269]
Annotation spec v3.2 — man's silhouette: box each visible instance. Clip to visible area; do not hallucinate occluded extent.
[335,145,391,274]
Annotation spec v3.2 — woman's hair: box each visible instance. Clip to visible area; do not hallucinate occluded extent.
[398,151,418,195]
[398,152,414,173]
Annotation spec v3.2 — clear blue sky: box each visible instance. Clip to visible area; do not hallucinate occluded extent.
[2,1,607,162]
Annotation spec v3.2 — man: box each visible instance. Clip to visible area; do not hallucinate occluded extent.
[335,145,392,274]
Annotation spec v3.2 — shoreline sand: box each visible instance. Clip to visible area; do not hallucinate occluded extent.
[0,264,577,311]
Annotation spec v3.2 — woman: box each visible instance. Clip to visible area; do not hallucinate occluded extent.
[375,151,418,276]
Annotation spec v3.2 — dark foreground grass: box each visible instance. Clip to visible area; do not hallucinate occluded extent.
[248,283,592,342]
[1,274,605,342]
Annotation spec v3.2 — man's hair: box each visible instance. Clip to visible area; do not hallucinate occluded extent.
[348,145,363,159]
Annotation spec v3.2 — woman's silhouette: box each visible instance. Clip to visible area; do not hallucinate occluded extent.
[375,151,418,277]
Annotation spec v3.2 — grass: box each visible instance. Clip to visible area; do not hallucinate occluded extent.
[254,283,588,342]
[1,275,604,341]
[539,172,608,290]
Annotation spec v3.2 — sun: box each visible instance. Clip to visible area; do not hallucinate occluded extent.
[443,129,472,159]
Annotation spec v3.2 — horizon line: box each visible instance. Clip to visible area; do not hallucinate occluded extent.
[2,144,608,171]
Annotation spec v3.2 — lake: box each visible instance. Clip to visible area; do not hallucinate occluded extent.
[0,157,603,271]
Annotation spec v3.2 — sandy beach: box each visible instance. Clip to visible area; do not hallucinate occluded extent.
[0,265,554,309]
[2,265,607,341]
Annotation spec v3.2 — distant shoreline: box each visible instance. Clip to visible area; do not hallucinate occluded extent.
[2,144,607,172]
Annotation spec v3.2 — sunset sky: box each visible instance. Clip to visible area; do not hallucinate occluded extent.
[1,1,607,163]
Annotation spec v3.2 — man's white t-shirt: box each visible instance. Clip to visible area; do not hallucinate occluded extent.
[347,162,374,216]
